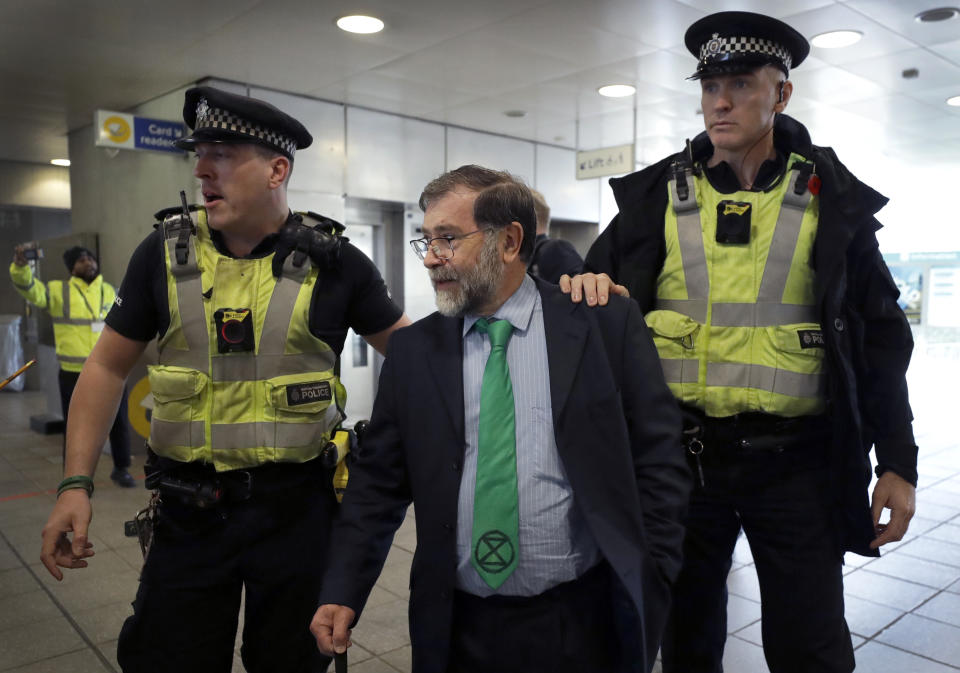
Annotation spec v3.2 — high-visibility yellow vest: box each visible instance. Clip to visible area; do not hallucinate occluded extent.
[646,153,826,418]
[148,209,347,471]
[9,263,115,373]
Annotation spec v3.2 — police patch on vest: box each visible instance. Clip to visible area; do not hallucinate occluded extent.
[286,381,332,406]
[797,329,824,349]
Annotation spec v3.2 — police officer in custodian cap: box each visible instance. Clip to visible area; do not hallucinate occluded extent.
[563,12,918,673]
[39,86,410,672]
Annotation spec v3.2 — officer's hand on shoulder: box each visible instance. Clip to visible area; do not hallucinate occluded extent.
[559,272,630,306]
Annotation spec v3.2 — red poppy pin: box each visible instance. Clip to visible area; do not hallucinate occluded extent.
[807,174,822,195]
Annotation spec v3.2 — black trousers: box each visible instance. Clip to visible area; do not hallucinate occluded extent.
[448,562,619,673]
[660,441,855,673]
[117,476,335,673]
[58,368,131,469]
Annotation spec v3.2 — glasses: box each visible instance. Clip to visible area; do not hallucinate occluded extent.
[409,228,491,261]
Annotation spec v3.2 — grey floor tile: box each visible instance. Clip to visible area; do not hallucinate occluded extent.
[876,613,960,666]
[0,615,86,670]
[912,501,960,523]
[0,589,60,632]
[1,648,110,673]
[0,566,41,600]
[843,594,906,638]
[949,578,960,595]
[844,551,877,569]
[915,591,960,628]
[927,523,960,547]
[897,537,960,568]
[349,643,376,665]
[95,640,119,673]
[867,551,960,590]
[392,510,417,554]
[374,546,413,598]
[727,564,761,603]
[351,599,411,656]
[365,583,405,610]
[37,568,140,613]
[726,594,762,633]
[380,645,412,673]
[721,635,770,673]
[347,658,402,673]
[733,620,763,647]
[72,600,135,645]
[0,543,22,572]
[732,534,753,565]
[854,641,959,673]
[843,569,938,610]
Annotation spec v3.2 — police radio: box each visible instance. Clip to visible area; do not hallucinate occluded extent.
[214,308,255,353]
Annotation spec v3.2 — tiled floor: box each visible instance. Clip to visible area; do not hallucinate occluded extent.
[1,348,958,672]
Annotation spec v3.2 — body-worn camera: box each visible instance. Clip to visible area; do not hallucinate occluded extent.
[214,308,255,353]
[715,200,752,244]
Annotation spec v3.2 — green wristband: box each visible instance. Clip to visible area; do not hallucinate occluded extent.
[57,475,94,498]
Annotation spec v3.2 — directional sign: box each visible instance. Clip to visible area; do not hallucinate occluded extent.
[576,143,635,180]
[95,110,185,154]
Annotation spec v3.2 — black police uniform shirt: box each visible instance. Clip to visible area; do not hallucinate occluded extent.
[702,150,787,194]
[105,221,403,354]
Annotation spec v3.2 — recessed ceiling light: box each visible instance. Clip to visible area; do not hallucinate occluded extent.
[598,84,636,98]
[810,30,863,48]
[336,15,384,34]
[503,109,527,118]
[947,95,960,106]
[50,159,70,167]
[915,7,959,22]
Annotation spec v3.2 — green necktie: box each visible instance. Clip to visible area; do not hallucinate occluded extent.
[471,317,519,590]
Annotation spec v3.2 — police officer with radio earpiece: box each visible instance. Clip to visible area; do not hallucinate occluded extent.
[39,86,410,673]
[562,11,917,673]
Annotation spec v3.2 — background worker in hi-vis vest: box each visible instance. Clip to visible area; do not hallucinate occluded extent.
[563,11,917,673]
[10,244,135,488]
[38,86,410,673]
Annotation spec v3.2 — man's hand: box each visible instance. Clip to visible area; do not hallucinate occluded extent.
[40,489,95,580]
[311,604,356,656]
[13,245,28,267]
[869,471,916,550]
[558,273,629,306]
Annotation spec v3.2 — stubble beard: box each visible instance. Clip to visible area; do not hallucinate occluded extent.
[430,233,503,317]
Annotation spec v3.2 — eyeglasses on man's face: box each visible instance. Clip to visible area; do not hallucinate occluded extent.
[408,228,491,261]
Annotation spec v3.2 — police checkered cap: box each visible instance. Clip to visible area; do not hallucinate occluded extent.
[194,98,299,157]
[699,34,793,69]
[176,85,312,158]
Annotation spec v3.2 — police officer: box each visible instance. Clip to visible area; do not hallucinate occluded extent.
[39,86,410,673]
[10,244,135,487]
[563,12,917,673]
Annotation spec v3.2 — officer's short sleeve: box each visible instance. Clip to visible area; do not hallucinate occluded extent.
[105,229,167,342]
[309,242,403,354]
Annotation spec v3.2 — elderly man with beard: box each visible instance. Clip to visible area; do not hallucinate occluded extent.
[311,164,690,673]
[10,244,134,486]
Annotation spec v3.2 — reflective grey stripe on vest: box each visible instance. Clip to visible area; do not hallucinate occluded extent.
[705,362,824,399]
[210,402,341,450]
[668,171,709,321]
[150,418,206,449]
[210,351,337,382]
[12,279,34,291]
[53,283,94,325]
[659,358,700,384]
[163,228,208,372]
[58,354,88,364]
[659,167,815,327]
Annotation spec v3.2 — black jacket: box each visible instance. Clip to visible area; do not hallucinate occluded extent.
[586,114,917,556]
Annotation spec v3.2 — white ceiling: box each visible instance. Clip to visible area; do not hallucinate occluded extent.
[1,0,958,167]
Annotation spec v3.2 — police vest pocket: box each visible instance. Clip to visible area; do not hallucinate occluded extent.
[645,310,700,351]
[267,373,339,416]
[771,323,826,367]
[645,309,701,400]
[763,323,827,413]
[146,365,208,450]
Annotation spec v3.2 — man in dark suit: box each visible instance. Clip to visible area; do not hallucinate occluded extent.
[311,165,690,673]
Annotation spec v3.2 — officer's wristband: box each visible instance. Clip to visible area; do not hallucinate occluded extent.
[56,475,94,498]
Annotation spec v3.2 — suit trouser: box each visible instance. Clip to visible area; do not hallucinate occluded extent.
[58,368,131,469]
[660,441,855,673]
[116,464,335,673]
[448,562,619,673]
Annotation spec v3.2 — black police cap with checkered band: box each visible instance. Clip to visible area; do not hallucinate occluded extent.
[684,12,809,80]
[175,86,312,159]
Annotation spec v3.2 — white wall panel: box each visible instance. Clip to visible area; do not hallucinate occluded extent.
[250,87,345,196]
[286,190,345,225]
[346,108,444,204]
[446,128,535,182]
[534,145,599,223]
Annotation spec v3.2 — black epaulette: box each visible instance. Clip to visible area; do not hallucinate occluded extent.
[297,211,346,238]
[153,203,203,230]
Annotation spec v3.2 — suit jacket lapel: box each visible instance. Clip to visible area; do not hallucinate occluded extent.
[537,279,588,426]
[424,314,466,442]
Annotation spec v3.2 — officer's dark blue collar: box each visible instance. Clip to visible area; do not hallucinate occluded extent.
[702,150,786,194]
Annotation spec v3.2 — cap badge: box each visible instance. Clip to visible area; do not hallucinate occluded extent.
[706,33,722,56]
[196,97,210,125]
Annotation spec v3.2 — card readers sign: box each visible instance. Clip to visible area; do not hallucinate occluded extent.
[576,143,634,180]
[95,110,185,154]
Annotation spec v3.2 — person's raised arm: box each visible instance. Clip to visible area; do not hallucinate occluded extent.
[40,327,147,579]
